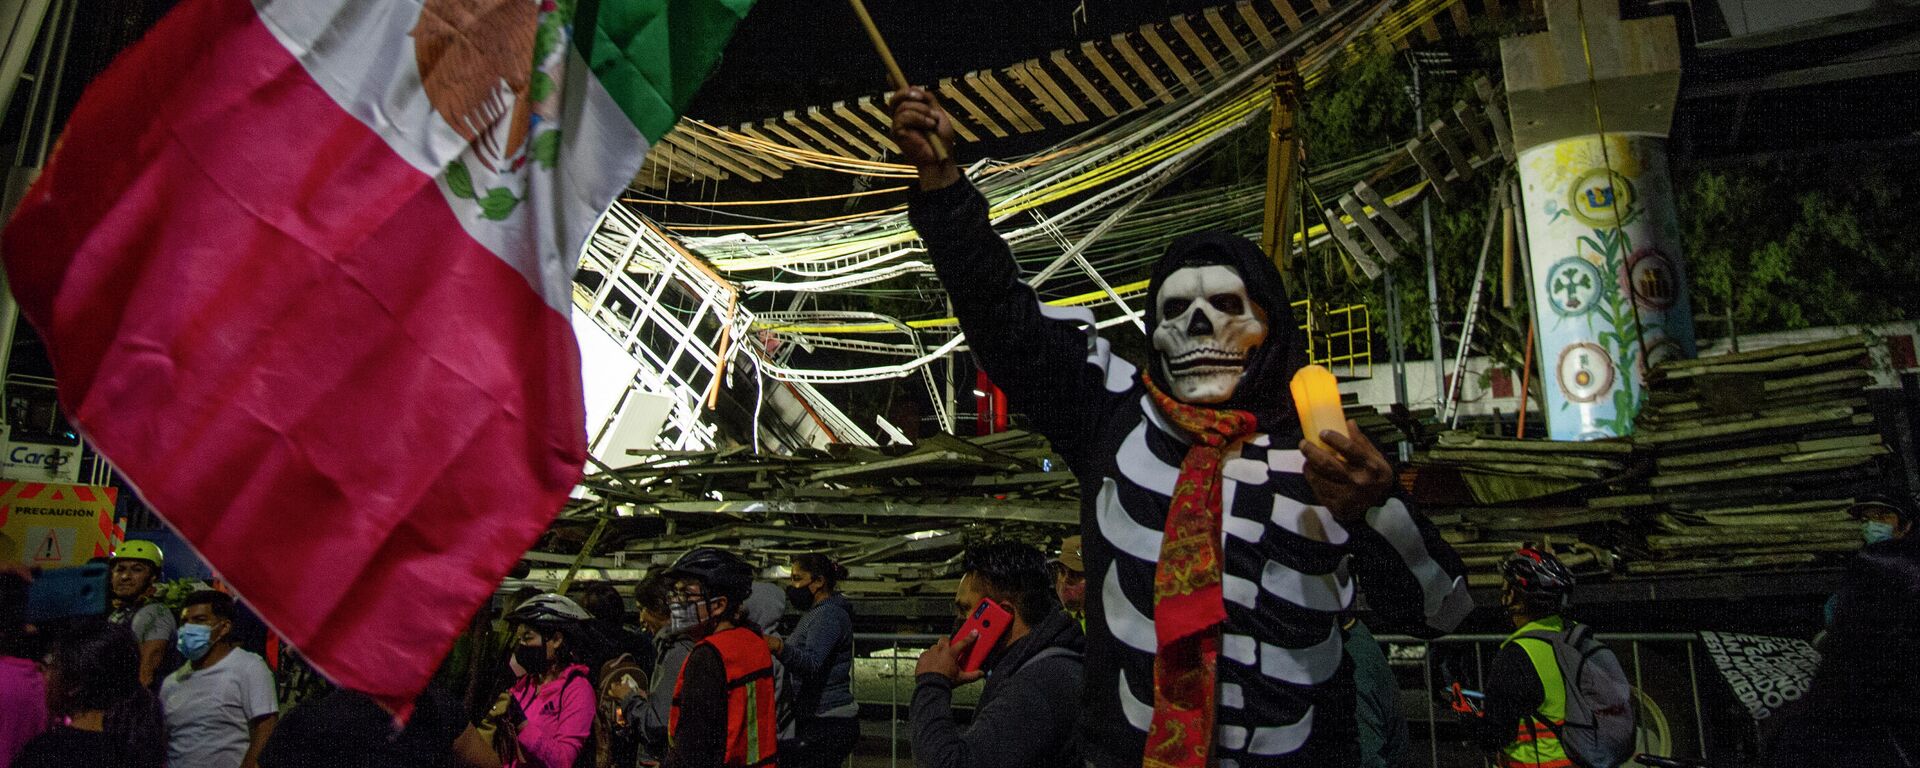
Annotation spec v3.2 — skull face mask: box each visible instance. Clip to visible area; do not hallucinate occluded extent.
[1151,265,1269,403]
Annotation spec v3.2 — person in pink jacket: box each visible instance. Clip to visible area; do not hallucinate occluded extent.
[2,567,48,766]
[497,594,601,768]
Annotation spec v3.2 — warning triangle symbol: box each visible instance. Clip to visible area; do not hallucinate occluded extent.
[35,529,63,563]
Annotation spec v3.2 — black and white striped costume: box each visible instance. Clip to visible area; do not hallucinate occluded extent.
[910,181,1473,768]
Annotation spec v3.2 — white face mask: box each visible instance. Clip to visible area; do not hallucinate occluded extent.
[667,602,701,635]
[1151,265,1268,403]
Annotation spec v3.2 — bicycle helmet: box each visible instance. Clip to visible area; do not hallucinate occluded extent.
[1500,547,1575,603]
[662,547,755,606]
[505,593,593,627]
[110,540,165,571]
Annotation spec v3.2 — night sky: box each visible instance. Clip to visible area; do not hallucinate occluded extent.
[687,0,1235,125]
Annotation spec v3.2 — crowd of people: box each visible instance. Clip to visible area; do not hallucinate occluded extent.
[2,541,279,768]
[1,81,1917,768]
[13,520,1909,768]
[0,540,873,768]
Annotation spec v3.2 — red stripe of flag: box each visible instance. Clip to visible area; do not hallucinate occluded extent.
[3,0,584,712]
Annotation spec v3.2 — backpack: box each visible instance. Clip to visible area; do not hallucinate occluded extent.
[1516,623,1637,768]
[591,653,648,768]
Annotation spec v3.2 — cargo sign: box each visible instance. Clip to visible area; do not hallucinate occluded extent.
[0,481,121,567]
[0,426,83,484]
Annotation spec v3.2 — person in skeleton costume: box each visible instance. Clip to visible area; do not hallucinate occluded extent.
[892,89,1472,768]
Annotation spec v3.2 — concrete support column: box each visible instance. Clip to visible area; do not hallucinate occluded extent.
[1502,0,1696,440]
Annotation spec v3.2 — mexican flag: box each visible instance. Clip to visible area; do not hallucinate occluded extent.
[2,0,750,712]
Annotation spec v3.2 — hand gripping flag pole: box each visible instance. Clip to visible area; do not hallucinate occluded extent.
[847,0,950,161]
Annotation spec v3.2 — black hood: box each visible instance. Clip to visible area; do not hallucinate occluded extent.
[1142,230,1309,430]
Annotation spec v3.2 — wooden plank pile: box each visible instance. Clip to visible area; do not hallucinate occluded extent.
[1407,431,1635,585]
[1600,336,1885,575]
[552,429,1080,601]
[542,336,1894,611]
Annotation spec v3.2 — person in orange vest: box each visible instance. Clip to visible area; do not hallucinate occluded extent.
[662,548,778,768]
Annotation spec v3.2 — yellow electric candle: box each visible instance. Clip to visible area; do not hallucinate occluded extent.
[1291,364,1347,448]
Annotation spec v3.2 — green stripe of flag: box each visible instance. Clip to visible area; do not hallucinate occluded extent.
[572,0,757,143]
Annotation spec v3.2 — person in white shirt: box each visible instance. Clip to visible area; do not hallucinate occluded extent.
[161,590,278,768]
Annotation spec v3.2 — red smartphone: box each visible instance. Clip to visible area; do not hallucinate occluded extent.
[952,598,1013,673]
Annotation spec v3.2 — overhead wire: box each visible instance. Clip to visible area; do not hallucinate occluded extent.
[593,0,1473,387]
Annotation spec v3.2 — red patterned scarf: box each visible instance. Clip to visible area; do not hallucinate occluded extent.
[1141,374,1259,768]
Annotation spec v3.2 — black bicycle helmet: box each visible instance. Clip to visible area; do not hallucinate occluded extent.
[505,593,593,627]
[662,547,755,606]
[1500,547,1575,602]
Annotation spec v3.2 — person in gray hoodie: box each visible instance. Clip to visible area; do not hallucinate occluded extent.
[630,574,691,765]
[911,542,1084,768]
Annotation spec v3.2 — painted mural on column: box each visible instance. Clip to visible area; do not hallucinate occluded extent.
[1520,133,1697,440]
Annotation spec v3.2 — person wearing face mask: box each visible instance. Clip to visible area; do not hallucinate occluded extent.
[631,573,692,765]
[630,572,792,767]
[15,619,167,768]
[767,552,855,768]
[1849,494,1914,547]
[910,542,1084,768]
[1813,495,1919,644]
[1764,492,1920,767]
[161,590,278,768]
[660,548,778,768]
[893,89,1470,768]
[483,593,601,768]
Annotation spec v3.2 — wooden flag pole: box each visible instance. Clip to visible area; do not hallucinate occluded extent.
[848,0,949,161]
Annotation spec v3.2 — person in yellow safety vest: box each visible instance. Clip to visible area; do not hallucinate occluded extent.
[662,548,778,768]
[1469,547,1581,768]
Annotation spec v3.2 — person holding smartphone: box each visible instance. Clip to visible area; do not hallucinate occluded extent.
[910,542,1084,768]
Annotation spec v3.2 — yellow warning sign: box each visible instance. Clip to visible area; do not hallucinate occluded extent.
[0,481,121,568]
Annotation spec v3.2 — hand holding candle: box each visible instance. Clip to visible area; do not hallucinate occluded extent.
[1291,364,1347,448]
[1294,365,1392,523]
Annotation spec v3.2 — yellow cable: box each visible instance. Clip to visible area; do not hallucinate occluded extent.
[705,0,1455,271]
[755,179,1429,335]
[624,185,908,207]
[661,203,909,232]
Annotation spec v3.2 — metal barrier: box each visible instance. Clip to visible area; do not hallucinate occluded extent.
[850,633,947,768]
[849,631,1716,768]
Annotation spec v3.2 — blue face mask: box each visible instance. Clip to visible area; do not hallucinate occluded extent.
[1863,520,1897,545]
[177,623,214,662]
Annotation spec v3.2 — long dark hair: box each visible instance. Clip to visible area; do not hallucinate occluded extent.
[520,617,610,678]
[46,620,166,768]
[791,554,849,591]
